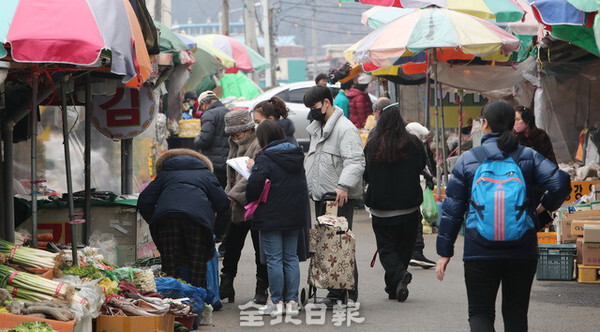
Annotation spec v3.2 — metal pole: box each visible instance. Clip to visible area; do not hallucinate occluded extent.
[2,125,14,242]
[425,74,431,129]
[60,76,78,265]
[311,7,318,77]
[121,138,133,194]
[30,77,39,248]
[84,74,92,244]
[457,89,463,156]
[438,78,448,185]
[262,0,272,87]
[431,49,441,198]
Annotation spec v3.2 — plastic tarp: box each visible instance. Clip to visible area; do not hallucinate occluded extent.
[534,60,600,163]
[217,72,262,100]
[434,57,537,92]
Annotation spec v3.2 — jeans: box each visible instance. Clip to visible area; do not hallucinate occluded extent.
[314,199,358,301]
[221,221,268,281]
[464,259,537,332]
[260,230,301,303]
[371,211,420,296]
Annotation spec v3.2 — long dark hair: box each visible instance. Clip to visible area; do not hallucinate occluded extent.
[516,105,535,129]
[254,97,289,119]
[482,100,519,153]
[364,105,419,163]
[256,119,285,148]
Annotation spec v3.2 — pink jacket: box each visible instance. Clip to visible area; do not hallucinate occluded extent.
[346,88,371,129]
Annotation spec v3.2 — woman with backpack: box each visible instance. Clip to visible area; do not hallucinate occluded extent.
[246,120,309,317]
[436,100,571,331]
[364,104,426,302]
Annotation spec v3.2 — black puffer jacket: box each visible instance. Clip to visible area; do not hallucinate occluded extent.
[194,101,230,173]
[437,134,571,261]
[246,140,309,231]
[278,118,298,146]
[137,149,230,233]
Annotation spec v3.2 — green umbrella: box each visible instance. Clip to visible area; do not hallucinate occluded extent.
[245,45,270,72]
[154,21,189,53]
[218,72,262,100]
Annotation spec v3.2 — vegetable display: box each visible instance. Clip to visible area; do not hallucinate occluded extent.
[0,239,59,270]
[8,321,58,332]
[0,266,72,301]
[62,265,102,280]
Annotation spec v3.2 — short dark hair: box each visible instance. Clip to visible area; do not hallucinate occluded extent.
[315,73,328,85]
[340,80,353,90]
[303,86,333,108]
[256,119,286,148]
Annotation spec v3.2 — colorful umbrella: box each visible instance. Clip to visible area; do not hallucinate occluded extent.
[361,6,415,28]
[340,0,525,22]
[196,34,269,72]
[0,0,151,88]
[349,7,520,68]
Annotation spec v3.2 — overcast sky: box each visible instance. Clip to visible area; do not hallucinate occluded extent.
[172,0,373,55]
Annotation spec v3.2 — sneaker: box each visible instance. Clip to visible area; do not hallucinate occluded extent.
[396,272,412,302]
[269,302,285,317]
[258,301,280,316]
[409,252,436,269]
[285,300,300,316]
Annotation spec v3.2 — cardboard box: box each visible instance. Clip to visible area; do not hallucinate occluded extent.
[577,237,584,264]
[583,224,600,243]
[571,220,600,236]
[0,313,74,332]
[95,314,174,332]
[537,232,557,244]
[582,242,600,266]
[560,218,576,243]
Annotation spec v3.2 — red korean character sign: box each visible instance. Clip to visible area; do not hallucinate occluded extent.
[92,83,156,139]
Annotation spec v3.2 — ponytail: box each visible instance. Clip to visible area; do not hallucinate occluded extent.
[497,130,519,153]
[253,96,289,119]
[482,100,519,153]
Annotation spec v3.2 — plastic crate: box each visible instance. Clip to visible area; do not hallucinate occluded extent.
[537,244,577,280]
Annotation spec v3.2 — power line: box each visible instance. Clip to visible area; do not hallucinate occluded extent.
[279,18,368,36]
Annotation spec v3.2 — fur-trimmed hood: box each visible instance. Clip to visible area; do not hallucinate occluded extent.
[156,148,214,173]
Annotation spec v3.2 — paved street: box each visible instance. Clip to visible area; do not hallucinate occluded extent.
[197,209,600,331]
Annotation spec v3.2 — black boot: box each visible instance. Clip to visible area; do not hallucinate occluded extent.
[253,277,269,305]
[219,273,235,303]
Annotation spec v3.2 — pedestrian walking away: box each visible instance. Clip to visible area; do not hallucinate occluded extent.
[137,149,230,288]
[246,119,309,317]
[220,110,269,304]
[303,85,365,303]
[436,100,571,332]
[364,103,426,301]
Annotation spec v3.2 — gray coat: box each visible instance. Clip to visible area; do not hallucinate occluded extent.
[194,101,230,173]
[305,106,365,200]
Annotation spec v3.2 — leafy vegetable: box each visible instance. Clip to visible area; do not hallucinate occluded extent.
[62,265,102,279]
[8,321,58,332]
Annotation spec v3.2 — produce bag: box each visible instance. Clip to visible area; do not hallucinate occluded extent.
[88,231,117,265]
[155,277,213,329]
[422,188,438,224]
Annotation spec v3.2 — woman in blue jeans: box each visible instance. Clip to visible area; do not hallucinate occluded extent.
[246,119,309,317]
[436,100,570,331]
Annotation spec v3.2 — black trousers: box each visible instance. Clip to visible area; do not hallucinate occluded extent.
[413,218,425,253]
[314,199,358,301]
[371,211,420,296]
[220,221,268,281]
[464,259,537,332]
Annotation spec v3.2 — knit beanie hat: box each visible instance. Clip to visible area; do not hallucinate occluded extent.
[225,110,255,134]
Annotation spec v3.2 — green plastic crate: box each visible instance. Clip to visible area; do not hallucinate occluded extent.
[536,244,577,281]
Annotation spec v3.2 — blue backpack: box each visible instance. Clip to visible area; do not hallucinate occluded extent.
[466,146,534,242]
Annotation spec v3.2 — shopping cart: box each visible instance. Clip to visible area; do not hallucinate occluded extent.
[300,193,356,306]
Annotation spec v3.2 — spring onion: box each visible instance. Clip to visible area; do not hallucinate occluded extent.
[0,239,59,269]
[0,265,72,300]
[4,286,54,302]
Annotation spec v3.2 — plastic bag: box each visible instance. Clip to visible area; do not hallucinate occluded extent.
[104,267,135,282]
[422,188,438,224]
[88,230,118,265]
[53,275,103,332]
[155,277,212,317]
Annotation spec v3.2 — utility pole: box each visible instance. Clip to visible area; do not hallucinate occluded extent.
[221,0,230,36]
[311,7,318,77]
[262,0,273,87]
[244,0,259,82]
[268,7,276,85]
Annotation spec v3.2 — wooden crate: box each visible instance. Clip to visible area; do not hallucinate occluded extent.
[577,264,600,284]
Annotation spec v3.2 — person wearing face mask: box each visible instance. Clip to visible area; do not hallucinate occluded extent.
[514,106,557,164]
[303,85,365,304]
[219,110,269,305]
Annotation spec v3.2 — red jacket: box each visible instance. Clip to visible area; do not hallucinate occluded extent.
[346,88,371,129]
